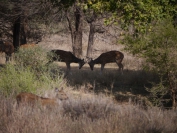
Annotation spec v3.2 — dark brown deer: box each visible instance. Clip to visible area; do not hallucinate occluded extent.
[0,41,14,63]
[49,49,85,72]
[16,88,68,107]
[88,50,124,74]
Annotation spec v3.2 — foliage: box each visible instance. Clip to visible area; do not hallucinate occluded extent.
[50,0,75,9]
[0,64,37,96]
[0,47,64,97]
[0,0,56,41]
[15,46,49,73]
[124,18,177,108]
[82,0,177,34]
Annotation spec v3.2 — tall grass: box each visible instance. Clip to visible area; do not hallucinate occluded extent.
[0,92,177,133]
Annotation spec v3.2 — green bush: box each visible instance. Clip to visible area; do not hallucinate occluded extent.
[124,17,177,108]
[0,46,64,97]
[15,46,49,73]
[0,64,37,96]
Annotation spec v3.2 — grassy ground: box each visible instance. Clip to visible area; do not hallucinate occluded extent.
[0,48,159,106]
[0,89,177,133]
[0,34,175,132]
[53,62,158,106]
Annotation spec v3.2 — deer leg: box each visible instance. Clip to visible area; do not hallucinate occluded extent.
[100,64,105,74]
[5,54,10,63]
[116,60,123,75]
[65,62,71,71]
[66,62,71,75]
[118,63,123,71]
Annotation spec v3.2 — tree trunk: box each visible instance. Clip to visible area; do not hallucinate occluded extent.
[172,91,176,109]
[66,6,83,58]
[66,10,74,47]
[86,11,105,57]
[73,6,82,58]
[86,23,95,57]
[13,16,21,50]
[20,17,27,45]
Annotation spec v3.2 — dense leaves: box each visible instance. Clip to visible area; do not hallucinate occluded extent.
[81,0,177,33]
[124,18,177,108]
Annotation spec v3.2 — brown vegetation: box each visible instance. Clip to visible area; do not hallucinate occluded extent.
[16,88,68,107]
[0,41,14,63]
[1,91,177,133]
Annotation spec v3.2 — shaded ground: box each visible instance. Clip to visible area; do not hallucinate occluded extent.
[55,62,159,106]
[58,63,157,91]
[0,57,158,107]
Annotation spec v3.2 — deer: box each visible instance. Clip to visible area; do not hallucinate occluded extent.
[19,44,37,49]
[48,49,85,72]
[88,50,124,74]
[0,40,14,63]
[16,88,68,108]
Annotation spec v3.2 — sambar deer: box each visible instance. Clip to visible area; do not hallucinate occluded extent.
[48,49,85,72]
[0,40,14,63]
[16,88,68,107]
[88,50,124,74]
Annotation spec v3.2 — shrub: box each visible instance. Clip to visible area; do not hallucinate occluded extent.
[0,64,37,96]
[15,46,49,73]
[0,46,64,97]
[124,17,177,108]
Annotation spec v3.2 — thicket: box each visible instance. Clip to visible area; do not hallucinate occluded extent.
[124,18,177,109]
[0,46,63,97]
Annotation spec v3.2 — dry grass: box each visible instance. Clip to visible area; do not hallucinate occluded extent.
[0,53,5,64]
[0,91,177,133]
